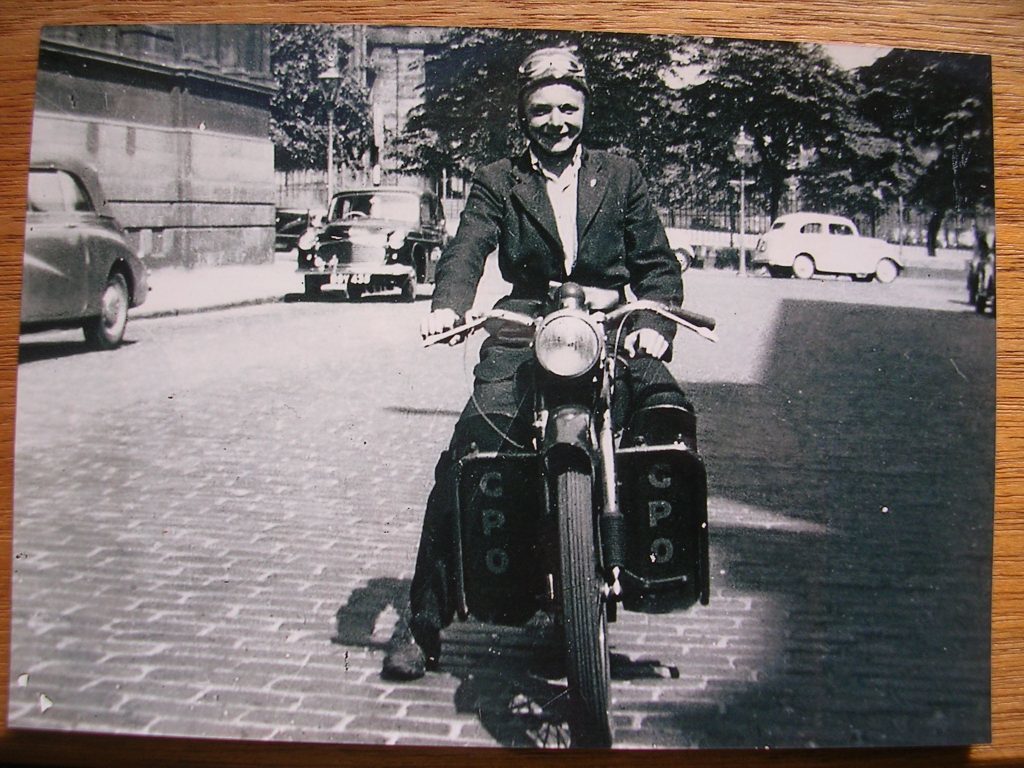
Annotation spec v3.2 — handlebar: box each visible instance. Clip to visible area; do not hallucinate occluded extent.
[422,302,717,347]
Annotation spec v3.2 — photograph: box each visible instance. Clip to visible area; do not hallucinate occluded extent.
[9,22,995,750]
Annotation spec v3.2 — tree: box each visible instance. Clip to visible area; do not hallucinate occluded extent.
[857,49,993,254]
[668,39,870,224]
[394,28,679,188]
[270,25,371,172]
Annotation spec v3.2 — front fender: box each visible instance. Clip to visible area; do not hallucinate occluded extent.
[542,405,596,473]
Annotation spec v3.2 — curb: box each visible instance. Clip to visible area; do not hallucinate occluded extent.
[131,294,285,321]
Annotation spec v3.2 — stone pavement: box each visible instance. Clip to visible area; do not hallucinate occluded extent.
[9,268,993,749]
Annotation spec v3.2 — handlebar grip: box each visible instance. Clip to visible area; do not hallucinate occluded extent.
[670,306,716,331]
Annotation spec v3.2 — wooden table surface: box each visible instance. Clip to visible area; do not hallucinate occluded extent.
[0,2,1020,766]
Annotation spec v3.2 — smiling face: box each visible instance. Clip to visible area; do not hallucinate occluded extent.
[522,82,586,160]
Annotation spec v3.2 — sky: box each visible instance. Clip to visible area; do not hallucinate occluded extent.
[825,43,893,70]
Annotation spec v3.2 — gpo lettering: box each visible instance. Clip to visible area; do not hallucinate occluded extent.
[479,471,509,575]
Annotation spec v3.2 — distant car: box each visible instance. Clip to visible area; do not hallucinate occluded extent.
[276,208,313,252]
[753,212,903,283]
[296,187,447,301]
[21,158,149,349]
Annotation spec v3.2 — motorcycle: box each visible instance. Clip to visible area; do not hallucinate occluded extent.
[424,282,717,747]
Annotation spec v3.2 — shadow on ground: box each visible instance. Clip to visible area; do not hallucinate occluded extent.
[334,299,994,749]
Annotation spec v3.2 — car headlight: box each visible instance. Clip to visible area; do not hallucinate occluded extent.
[297,229,319,251]
[535,314,601,378]
[387,229,408,250]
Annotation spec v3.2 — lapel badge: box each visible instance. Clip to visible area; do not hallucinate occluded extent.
[590,178,597,188]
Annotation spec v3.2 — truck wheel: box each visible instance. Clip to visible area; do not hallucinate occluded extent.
[556,467,612,748]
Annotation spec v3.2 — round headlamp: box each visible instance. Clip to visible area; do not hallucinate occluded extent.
[535,314,601,378]
[297,229,319,251]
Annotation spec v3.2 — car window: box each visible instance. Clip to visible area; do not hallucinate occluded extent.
[27,170,94,213]
[800,223,822,234]
[27,171,65,212]
[60,172,94,212]
[829,223,854,236]
[333,192,419,223]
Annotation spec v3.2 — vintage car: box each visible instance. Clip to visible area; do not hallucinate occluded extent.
[296,187,447,301]
[752,212,903,283]
[21,158,149,349]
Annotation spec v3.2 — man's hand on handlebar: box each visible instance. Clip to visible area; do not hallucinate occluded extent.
[420,308,462,344]
[623,329,670,360]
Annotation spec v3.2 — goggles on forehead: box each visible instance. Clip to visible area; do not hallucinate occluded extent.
[518,48,589,93]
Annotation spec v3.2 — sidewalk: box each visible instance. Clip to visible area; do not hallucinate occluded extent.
[130,245,969,320]
[131,254,301,320]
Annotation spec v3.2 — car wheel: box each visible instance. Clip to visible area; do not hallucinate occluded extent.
[874,258,899,284]
[400,275,416,303]
[83,271,129,350]
[792,254,815,280]
[967,273,979,304]
[674,248,693,273]
[304,274,324,298]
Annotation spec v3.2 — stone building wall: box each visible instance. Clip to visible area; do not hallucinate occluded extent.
[30,25,277,267]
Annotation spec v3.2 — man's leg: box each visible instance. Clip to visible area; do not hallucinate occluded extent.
[383,343,534,680]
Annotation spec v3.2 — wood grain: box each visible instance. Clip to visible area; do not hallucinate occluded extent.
[0,2,1021,766]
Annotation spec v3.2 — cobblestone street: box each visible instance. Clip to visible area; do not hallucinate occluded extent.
[9,269,994,749]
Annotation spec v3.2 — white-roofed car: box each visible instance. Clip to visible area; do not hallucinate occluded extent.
[752,212,903,283]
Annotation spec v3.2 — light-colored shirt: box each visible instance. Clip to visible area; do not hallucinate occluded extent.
[530,146,582,277]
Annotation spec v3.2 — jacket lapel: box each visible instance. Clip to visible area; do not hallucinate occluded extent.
[510,153,561,254]
[576,149,607,247]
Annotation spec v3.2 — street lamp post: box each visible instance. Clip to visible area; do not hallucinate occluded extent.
[732,128,755,278]
[318,64,343,206]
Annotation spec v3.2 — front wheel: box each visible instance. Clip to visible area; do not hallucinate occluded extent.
[556,467,612,748]
[792,254,815,280]
[399,275,416,303]
[874,258,899,284]
[83,271,129,350]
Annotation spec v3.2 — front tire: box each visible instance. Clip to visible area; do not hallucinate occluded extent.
[555,467,612,748]
[400,275,416,303]
[83,271,129,350]
[304,274,325,298]
[792,254,815,280]
[874,258,899,284]
[674,248,693,273]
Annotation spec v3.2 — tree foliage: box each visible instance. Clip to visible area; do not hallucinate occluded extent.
[394,28,678,186]
[270,25,371,172]
[667,39,876,223]
[857,49,993,252]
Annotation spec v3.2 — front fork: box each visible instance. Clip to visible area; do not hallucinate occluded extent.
[538,366,625,622]
[596,383,624,621]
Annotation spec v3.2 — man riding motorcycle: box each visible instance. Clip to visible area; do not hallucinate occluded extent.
[382,46,695,680]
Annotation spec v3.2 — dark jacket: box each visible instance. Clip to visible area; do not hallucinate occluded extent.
[432,148,682,339]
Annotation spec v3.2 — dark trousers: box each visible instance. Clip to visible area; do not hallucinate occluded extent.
[407,337,692,643]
